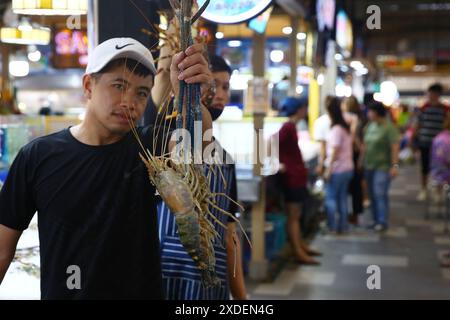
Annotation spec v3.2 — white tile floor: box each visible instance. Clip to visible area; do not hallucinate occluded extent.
[341,254,409,267]
[253,270,299,296]
[391,202,407,208]
[405,218,432,227]
[434,237,450,245]
[385,227,408,238]
[442,269,450,281]
[389,189,408,196]
[296,270,336,286]
[322,234,380,243]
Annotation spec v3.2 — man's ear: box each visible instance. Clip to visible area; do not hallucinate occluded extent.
[82,74,94,100]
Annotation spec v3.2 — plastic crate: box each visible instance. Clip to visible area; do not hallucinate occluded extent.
[0,170,7,184]
[242,213,287,274]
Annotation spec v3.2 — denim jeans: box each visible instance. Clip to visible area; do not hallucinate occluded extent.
[325,170,353,232]
[365,169,391,227]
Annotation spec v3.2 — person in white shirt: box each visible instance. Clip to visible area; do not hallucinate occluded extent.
[313,96,333,176]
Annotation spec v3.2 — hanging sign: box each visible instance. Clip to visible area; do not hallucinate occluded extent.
[198,0,273,24]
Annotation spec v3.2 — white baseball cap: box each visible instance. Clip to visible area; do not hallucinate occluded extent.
[85,37,156,75]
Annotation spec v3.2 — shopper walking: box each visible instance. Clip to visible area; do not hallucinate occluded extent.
[324,97,354,234]
[429,115,450,203]
[341,96,365,225]
[362,102,400,231]
[413,83,449,201]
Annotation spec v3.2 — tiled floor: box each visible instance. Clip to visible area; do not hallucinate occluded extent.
[248,165,450,300]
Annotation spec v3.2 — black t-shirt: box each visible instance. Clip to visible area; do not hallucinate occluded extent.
[0,126,165,300]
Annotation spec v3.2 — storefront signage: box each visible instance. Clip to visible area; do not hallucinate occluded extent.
[198,0,273,24]
[53,28,88,68]
[336,10,353,52]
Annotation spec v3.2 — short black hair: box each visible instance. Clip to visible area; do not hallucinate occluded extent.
[91,58,152,81]
[428,83,444,95]
[209,55,232,75]
[368,101,387,117]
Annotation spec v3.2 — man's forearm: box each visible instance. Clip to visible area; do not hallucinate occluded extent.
[0,225,22,285]
[0,256,13,284]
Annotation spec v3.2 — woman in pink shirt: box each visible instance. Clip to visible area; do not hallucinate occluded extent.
[324,97,354,233]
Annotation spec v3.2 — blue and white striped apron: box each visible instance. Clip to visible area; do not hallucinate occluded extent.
[157,152,237,300]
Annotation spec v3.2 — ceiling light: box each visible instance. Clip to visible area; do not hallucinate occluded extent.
[296,32,306,40]
[282,27,292,35]
[1,19,51,45]
[270,50,284,63]
[317,74,324,86]
[12,0,88,15]
[28,50,41,62]
[228,40,242,48]
[10,60,30,77]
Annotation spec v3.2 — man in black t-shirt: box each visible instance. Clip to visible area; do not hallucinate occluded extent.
[0,37,212,299]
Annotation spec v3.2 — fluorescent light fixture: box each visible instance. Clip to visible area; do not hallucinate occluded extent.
[1,19,51,45]
[317,73,324,86]
[270,50,284,63]
[28,50,41,62]
[228,40,242,48]
[282,26,293,35]
[296,32,307,40]
[350,60,364,70]
[9,60,30,77]
[12,0,88,15]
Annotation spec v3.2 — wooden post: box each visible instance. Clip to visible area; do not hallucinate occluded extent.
[249,31,269,280]
[1,44,11,112]
[288,15,298,96]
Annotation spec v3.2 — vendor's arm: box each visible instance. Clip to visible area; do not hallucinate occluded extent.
[226,222,247,300]
[168,43,213,152]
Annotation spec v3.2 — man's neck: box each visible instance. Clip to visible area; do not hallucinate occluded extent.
[70,116,125,146]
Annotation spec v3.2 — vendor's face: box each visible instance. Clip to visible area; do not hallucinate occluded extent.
[368,109,377,121]
[211,71,231,111]
[83,65,153,135]
[428,91,441,105]
[297,107,307,120]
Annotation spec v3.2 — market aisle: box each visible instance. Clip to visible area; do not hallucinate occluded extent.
[248,164,450,299]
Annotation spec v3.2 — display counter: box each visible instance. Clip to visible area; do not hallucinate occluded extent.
[213,116,320,200]
[0,115,80,174]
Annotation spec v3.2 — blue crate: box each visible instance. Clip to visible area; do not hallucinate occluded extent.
[0,170,7,184]
[242,213,287,275]
[266,213,287,256]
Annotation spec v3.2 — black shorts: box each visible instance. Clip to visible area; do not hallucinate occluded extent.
[419,146,431,175]
[283,186,308,204]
